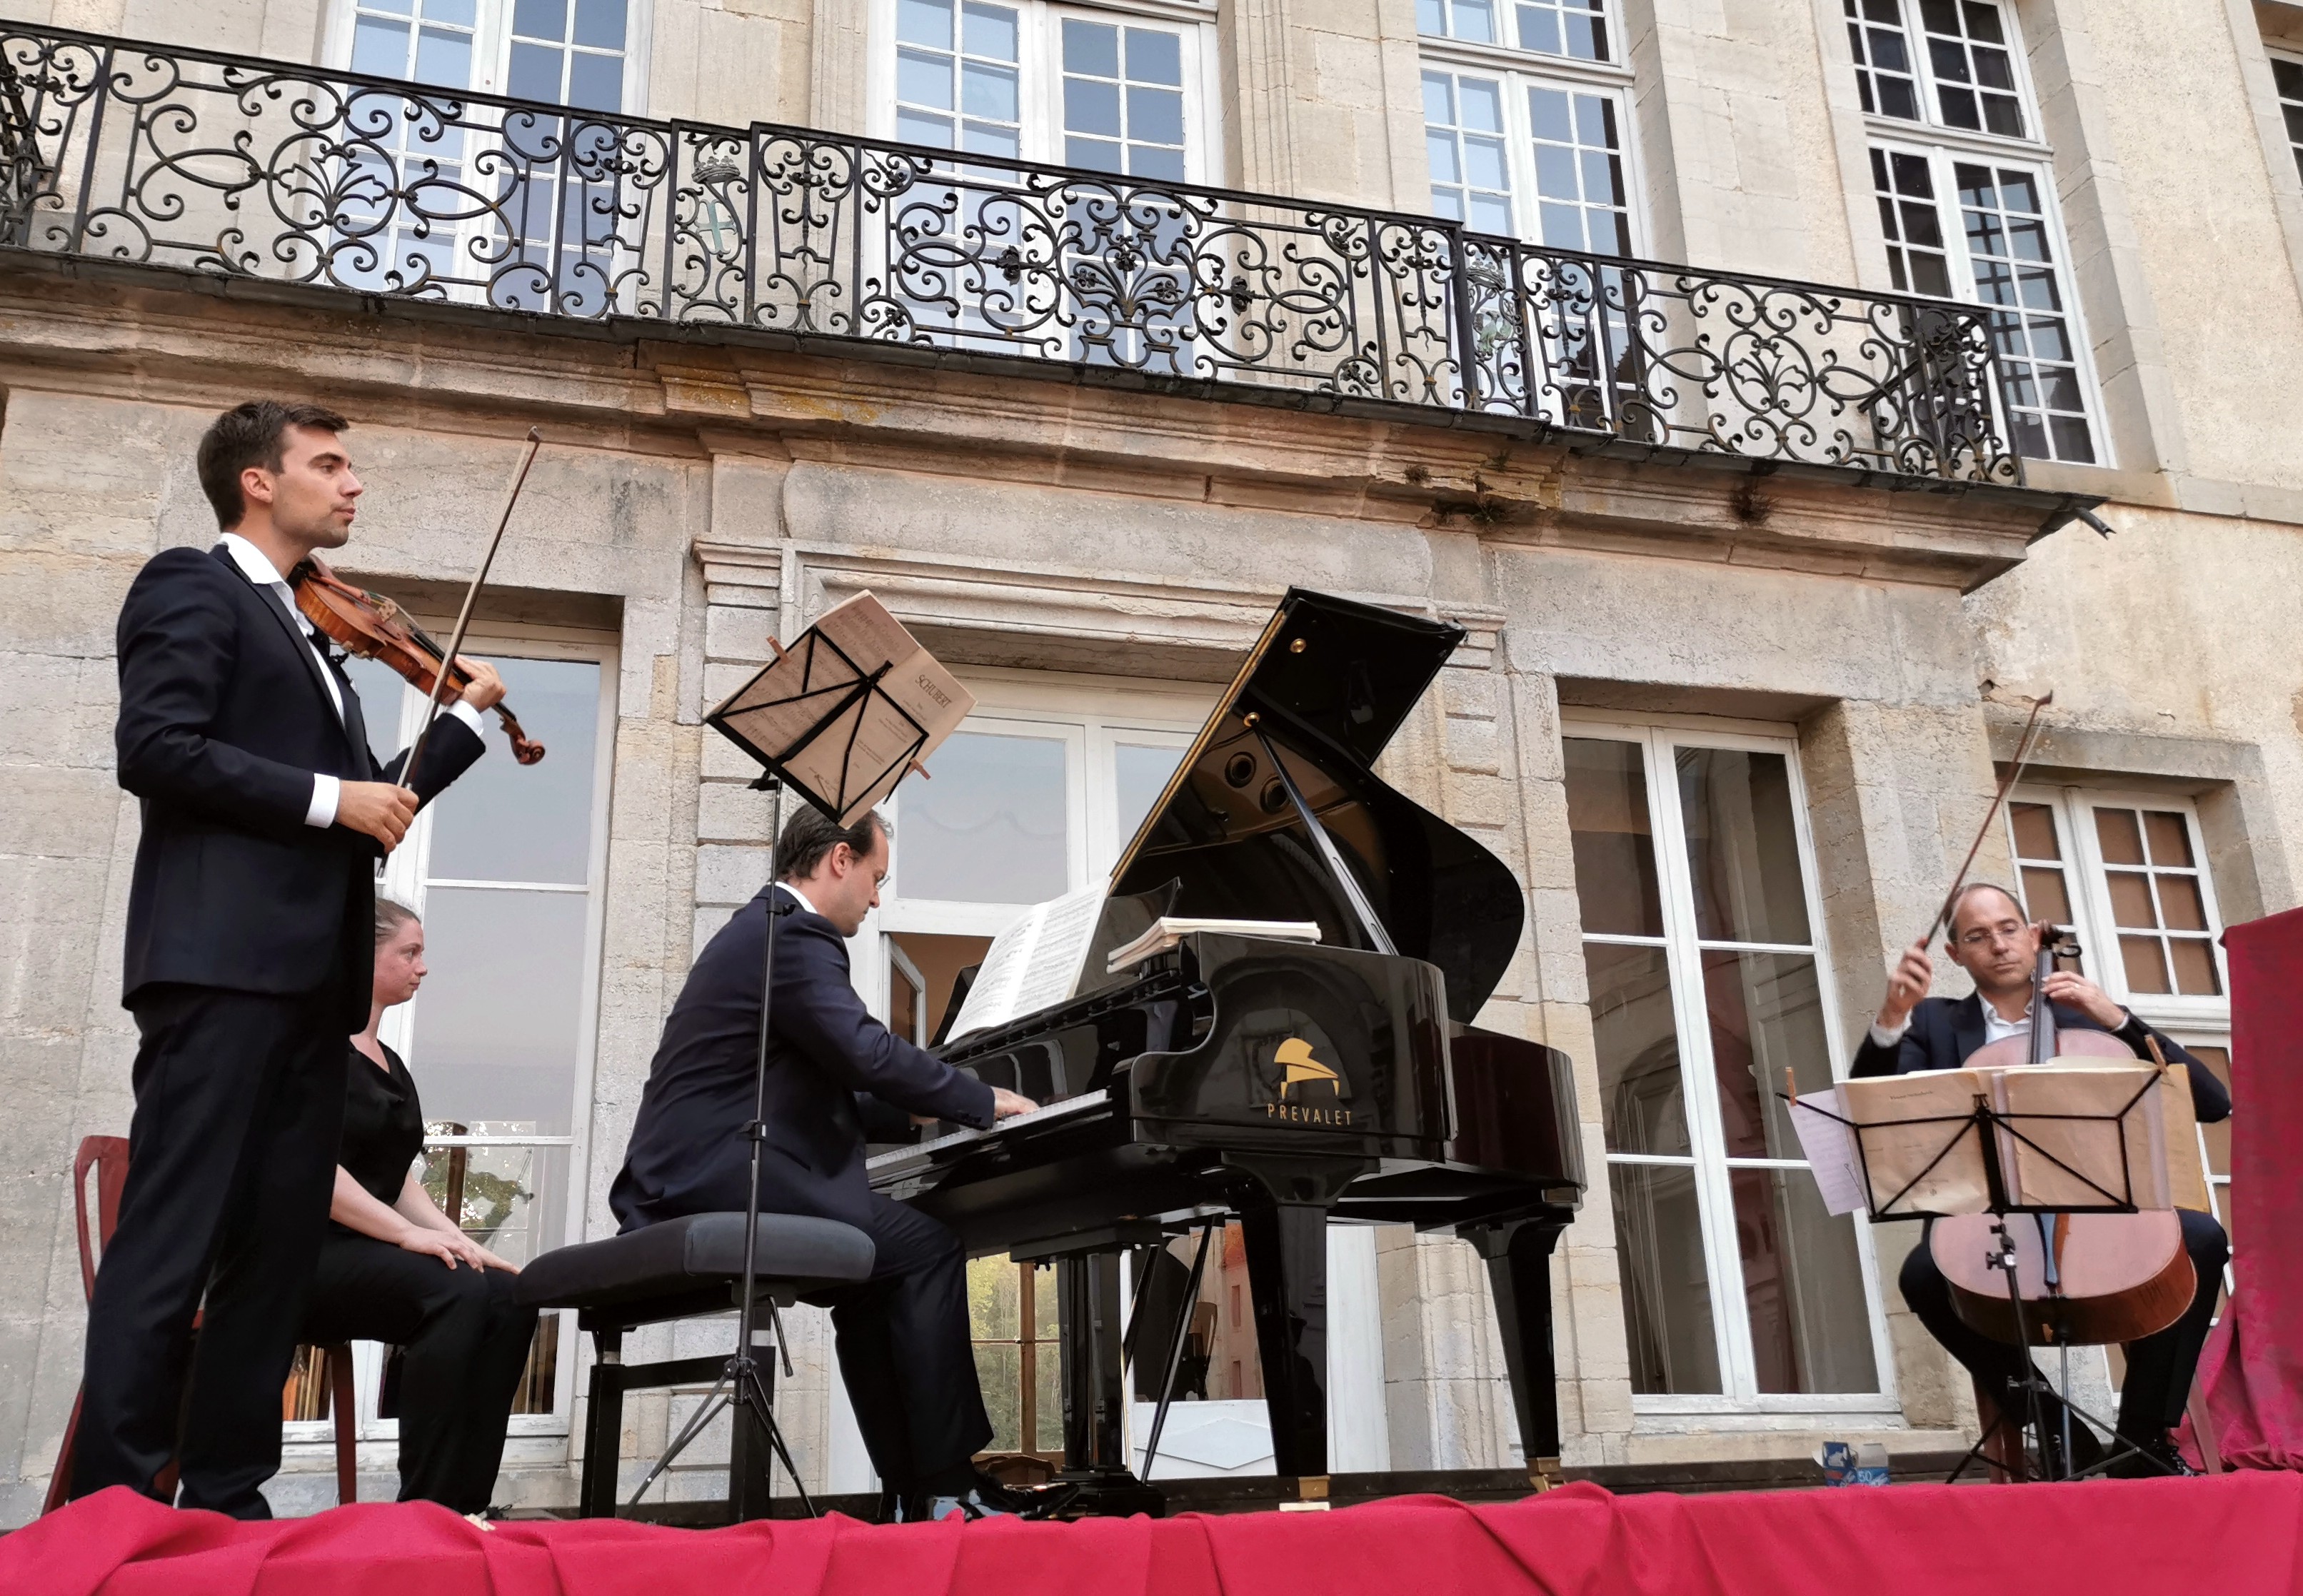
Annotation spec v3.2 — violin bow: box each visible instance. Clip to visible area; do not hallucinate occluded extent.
[400,427,543,791]
[1917,689,2054,950]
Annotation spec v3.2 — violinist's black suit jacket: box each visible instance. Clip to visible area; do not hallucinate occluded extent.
[1849,994,2230,1122]
[1855,993,2232,1445]
[76,542,482,1517]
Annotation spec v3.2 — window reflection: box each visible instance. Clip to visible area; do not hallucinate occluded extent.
[1677,747,1810,945]
[1611,1163,1720,1394]
[902,730,1069,903]
[1564,738,1662,936]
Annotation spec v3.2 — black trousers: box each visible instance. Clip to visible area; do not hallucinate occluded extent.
[301,1230,538,1513]
[1900,1208,2229,1440]
[802,1193,992,1491]
[74,984,347,1517]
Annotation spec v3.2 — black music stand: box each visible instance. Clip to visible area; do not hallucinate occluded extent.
[627,619,943,1515]
[1797,1074,2181,1482]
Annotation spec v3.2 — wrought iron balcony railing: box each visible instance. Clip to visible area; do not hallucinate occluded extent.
[0,25,2020,484]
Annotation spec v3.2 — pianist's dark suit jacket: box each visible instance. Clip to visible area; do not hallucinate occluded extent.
[1850,994,2231,1123]
[611,883,996,1233]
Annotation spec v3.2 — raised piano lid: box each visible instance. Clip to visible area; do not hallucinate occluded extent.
[1086,588,1524,1025]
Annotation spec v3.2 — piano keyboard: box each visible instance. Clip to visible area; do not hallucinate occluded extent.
[866,1089,1114,1169]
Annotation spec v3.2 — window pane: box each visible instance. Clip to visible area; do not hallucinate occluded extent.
[572,0,625,48]
[1564,738,1662,936]
[1731,1167,1878,1393]
[1676,747,1812,945]
[566,50,622,112]
[2191,1045,2232,1176]
[2169,938,2222,997]
[425,658,601,884]
[2105,871,2158,929]
[2094,805,2144,865]
[2019,865,2071,925]
[901,730,1069,903]
[2155,874,2207,933]
[969,1253,1020,1337]
[1585,943,1688,1155]
[417,1140,568,1267]
[1702,950,1832,1160]
[1034,1344,1063,1452]
[1610,1162,1721,1394]
[2009,800,2059,859]
[973,1342,1021,1452]
[1114,742,1185,854]
[2119,934,2171,995]
[508,39,562,100]
[2142,810,2195,867]
[411,886,588,1134]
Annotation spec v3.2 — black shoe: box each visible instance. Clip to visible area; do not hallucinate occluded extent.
[2106,1432,2195,1480]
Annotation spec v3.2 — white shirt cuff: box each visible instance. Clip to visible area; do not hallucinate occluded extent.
[1868,1018,1911,1048]
[306,773,341,828]
[446,700,484,735]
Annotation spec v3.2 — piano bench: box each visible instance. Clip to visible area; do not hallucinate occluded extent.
[516,1212,875,1520]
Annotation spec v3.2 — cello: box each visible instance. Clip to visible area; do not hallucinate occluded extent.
[1927,932,2199,1348]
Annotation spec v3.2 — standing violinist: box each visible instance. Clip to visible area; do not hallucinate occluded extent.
[75,401,500,1516]
[1856,881,2232,1476]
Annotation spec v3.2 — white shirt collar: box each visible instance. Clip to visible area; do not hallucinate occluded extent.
[778,880,825,920]
[220,531,290,590]
[1980,998,2032,1046]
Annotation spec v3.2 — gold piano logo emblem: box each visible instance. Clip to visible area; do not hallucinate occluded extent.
[1266,1038,1355,1125]
[1275,1038,1345,1098]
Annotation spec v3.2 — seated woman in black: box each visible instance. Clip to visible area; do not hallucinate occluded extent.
[301,898,537,1513]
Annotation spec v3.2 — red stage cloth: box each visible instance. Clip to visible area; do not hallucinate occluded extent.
[9,1476,2302,1596]
[2182,905,2303,1472]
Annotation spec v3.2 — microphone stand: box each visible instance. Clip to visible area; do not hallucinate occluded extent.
[626,776,815,1517]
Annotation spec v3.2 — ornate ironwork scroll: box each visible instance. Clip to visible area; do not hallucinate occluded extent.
[0,24,2019,484]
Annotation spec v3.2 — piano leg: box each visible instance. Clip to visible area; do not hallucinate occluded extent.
[1050,1250,1166,1517]
[1462,1214,1571,1488]
[1229,1155,1371,1497]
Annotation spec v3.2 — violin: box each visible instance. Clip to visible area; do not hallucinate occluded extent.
[1928,929,2197,1348]
[291,555,546,766]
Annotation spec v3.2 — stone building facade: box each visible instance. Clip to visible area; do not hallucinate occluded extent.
[0,0,2297,1519]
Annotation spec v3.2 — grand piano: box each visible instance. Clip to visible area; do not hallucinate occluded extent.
[867,589,1584,1510]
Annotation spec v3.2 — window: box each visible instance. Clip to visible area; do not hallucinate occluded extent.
[2005,790,2234,1295]
[1565,723,1887,1406]
[1420,0,1613,63]
[1421,68,1634,252]
[879,0,1210,181]
[1843,0,2022,135]
[302,638,616,1452]
[331,0,641,306]
[870,672,1208,1459]
[1847,1,2100,464]
[2274,56,2303,185]
[1867,145,2096,462]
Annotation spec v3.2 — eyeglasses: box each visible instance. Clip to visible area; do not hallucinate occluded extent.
[1955,923,2029,949]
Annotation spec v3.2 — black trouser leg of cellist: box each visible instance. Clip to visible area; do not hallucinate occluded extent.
[1898,1235,2099,1467]
[2112,1209,2227,1442]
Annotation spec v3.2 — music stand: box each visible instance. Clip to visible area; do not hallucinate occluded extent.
[627,599,965,1517]
[1797,1073,2177,1482]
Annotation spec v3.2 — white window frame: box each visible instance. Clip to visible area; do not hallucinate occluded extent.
[1418,36,1642,255]
[2271,51,2303,186]
[2004,786,2238,1332]
[323,0,653,112]
[857,667,1213,1021]
[282,626,618,1461]
[1418,0,1620,66]
[1845,0,2042,151]
[1867,134,2109,466]
[1566,713,1897,1417]
[865,0,1223,183]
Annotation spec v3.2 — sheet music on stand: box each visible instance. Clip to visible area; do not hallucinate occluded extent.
[1787,1060,2198,1219]
[706,591,976,826]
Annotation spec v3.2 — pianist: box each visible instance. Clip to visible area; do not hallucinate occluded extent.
[609,804,1037,1522]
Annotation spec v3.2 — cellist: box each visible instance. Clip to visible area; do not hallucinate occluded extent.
[1856,881,2232,1475]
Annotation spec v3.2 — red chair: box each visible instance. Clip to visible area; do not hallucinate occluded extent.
[44,1135,359,1512]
